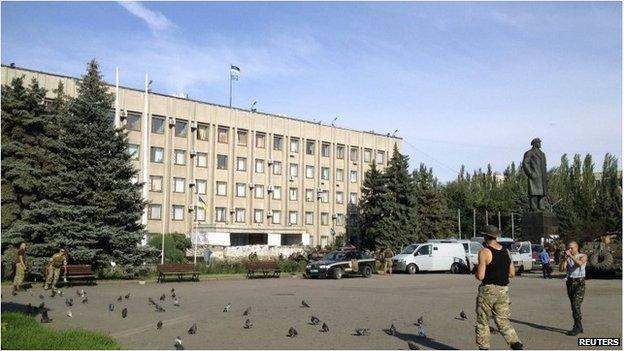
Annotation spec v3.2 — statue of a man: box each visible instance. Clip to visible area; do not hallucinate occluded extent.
[522,138,548,211]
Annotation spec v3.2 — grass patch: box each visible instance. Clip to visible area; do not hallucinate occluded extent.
[1,312,120,350]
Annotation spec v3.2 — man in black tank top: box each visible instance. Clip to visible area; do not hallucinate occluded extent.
[474,225,523,350]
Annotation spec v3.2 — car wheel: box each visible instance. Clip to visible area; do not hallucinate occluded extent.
[450,263,461,274]
[362,265,373,278]
[332,267,343,280]
[407,264,418,274]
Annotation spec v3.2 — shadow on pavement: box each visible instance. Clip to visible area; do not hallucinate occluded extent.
[1,301,46,316]
[392,330,459,350]
[510,318,569,334]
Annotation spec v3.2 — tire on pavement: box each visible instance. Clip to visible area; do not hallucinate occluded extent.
[332,267,343,280]
[590,250,614,271]
[407,264,418,274]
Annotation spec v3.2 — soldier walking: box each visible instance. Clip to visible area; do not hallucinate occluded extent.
[44,247,67,290]
[383,247,394,275]
[560,241,587,336]
[12,242,27,295]
[475,225,523,350]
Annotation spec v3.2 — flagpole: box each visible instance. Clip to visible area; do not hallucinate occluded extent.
[229,64,232,108]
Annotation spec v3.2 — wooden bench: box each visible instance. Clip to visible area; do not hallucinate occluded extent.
[157,263,199,283]
[245,261,281,278]
[59,265,96,286]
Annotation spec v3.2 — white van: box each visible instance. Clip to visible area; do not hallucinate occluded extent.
[472,236,533,273]
[392,242,468,274]
[428,239,484,272]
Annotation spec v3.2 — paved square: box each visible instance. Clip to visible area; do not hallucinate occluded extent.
[2,273,621,349]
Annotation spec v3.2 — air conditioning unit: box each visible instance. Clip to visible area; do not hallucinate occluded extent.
[190,150,197,157]
[289,154,295,158]
[230,209,236,214]
[249,183,255,189]
[353,162,358,166]
[267,210,273,217]
[332,214,338,219]
[188,205,194,212]
[267,185,275,192]
[267,159,274,165]
[316,188,323,193]
[190,121,197,130]
[189,179,196,187]
[168,117,176,126]
[289,176,294,182]
[119,109,128,119]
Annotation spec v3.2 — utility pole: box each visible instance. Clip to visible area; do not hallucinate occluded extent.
[114,67,120,129]
[473,208,476,238]
[485,210,489,226]
[498,211,501,230]
[457,209,461,239]
[511,213,515,240]
[141,73,150,246]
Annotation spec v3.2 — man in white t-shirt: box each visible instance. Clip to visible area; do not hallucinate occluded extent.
[560,241,588,336]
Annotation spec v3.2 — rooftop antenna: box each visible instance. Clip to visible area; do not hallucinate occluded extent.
[147,80,153,93]
[392,129,398,136]
[331,117,338,127]
[251,101,257,112]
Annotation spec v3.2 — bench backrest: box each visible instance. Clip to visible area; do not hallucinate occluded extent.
[62,265,93,275]
[245,261,279,270]
[157,263,197,272]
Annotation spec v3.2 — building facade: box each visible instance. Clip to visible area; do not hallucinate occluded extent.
[1,65,402,247]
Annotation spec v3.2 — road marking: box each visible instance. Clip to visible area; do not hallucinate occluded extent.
[111,314,193,338]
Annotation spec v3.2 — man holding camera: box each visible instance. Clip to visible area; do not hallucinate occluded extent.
[560,241,588,336]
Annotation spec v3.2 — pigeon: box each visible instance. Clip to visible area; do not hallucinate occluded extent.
[386,323,396,336]
[417,316,424,326]
[157,321,163,330]
[417,324,427,339]
[66,309,73,318]
[155,304,166,312]
[301,300,310,308]
[321,322,329,332]
[355,328,370,336]
[65,298,73,307]
[27,289,33,296]
[188,323,197,335]
[173,298,180,307]
[57,289,64,296]
[81,296,88,304]
[172,292,177,299]
[40,310,52,323]
[310,316,320,325]
[408,341,420,350]
[124,293,130,299]
[223,302,231,312]
[76,289,81,297]
[79,289,86,297]
[243,307,251,316]
[287,327,298,337]
[174,336,184,350]
[117,296,123,301]
[243,319,253,329]
[39,294,45,299]
[50,290,56,298]
[460,310,467,320]
[148,297,157,306]
[160,294,166,301]
[108,304,115,312]
[122,307,128,318]
[171,288,175,294]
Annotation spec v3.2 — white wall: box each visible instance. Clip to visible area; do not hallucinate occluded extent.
[268,233,281,246]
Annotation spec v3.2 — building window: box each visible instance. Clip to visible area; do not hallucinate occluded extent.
[350,170,358,183]
[336,169,344,182]
[217,154,228,170]
[289,163,298,177]
[150,175,163,192]
[321,190,329,203]
[216,181,227,196]
[218,127,229,143]
[349,192,358,205]
[236,183,246,197]
[197,123,209,141]
[305,212,313,225]
[290,138,299,153]
[196,179,207,195]
[273,161,282,175]
[150,147,164,163]
[364,148,372,163]
[256,133,266,148]
[336,191,344,204]
[174,149,186,165]
[350,147,359,161]
[128,144,139,160]
[321,167,330,180]
[175,119,188,138]
[196,152,207,167]
[306,140,315,155]
[236,157,246,171]
[255,159,264,173]
[152,115,165,134]
[254,185,264,199]
[254,209,264,223]
[173,178,185,193]
[281,233,302,246]
[195,206,206,222]
[273,186,282,200]
[289,211,298,225]
[237,130,248,146]
[127,111,141,131]
[336,145,345,159]
[321,212,329,226]
[305,188,314,202]
[289,187,298,201]
[172,205,184,220]
[376,150,385,164]
[321,143,330,157]
[215,207,226,222]
[336,213,345,226]
[274,135,283,151]
[272,210,281,224]
[149,204,162,220]
[306,165,314,179]
[235,208,245,223]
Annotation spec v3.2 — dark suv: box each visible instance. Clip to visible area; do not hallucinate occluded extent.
[305,250,376,279]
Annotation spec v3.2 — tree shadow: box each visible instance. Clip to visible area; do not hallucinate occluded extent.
[392,329,459,350]
[1,301,47,316]
[509,318,568,334]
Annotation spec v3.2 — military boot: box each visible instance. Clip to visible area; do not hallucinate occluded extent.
[510,342,523,350]
[567,320,582,336]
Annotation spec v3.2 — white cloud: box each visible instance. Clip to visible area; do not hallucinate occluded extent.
[117,1,174,32]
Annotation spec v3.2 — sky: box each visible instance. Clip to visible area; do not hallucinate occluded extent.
[1,1,621,182]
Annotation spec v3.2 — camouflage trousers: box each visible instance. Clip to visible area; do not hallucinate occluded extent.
[566,278,585,322]
[13,263,25,288]
[384,259,393,274]
[44,267,61,289]
[475,284,520,349]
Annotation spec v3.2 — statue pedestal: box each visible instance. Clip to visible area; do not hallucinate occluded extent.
[522,211,558,242]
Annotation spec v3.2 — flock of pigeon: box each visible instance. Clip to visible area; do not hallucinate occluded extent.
[17,287,486,350]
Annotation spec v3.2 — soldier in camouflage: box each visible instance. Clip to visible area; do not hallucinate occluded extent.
[44,247,67,290]
[475,225,523,350]
[561,241,588,336]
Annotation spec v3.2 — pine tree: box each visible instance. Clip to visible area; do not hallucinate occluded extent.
[359,161,389,250]
[413,164,454,240]
[596,154,622,234]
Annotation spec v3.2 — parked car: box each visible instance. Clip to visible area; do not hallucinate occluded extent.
[472,236,532,274]
[531,244,555,270]
[392,242,468,274]
[305,250,376,279]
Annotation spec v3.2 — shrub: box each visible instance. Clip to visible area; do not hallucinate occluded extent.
[147,233,191,264]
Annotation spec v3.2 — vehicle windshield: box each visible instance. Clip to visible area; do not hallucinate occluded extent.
[401,245,419,254]
[500,242,519,252]
[323,251,346,261]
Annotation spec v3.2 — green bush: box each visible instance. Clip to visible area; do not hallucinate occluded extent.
[278,260,307,273]
[1,312,120,349]
[147,233,191,264]
[197,260,247,275]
